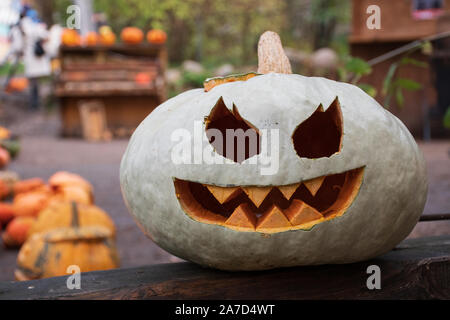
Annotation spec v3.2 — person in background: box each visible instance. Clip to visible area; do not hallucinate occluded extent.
[7,3,51,110]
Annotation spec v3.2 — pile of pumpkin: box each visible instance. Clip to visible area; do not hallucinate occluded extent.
[0,127,20,167]
[0,171,120,280]
[62,26,166,47]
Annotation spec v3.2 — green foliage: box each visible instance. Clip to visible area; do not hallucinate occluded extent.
[444,107,450,129]
[382,56,426,108]
[0,62,24,76]
[357,83,377,98]
[181,70,212,88]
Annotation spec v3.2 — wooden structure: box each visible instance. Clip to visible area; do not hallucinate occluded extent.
[350,0,450,137]
[56,44,167,138]
[0,235,449,299]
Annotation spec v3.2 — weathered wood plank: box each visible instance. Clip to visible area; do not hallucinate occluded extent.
[0,236,449,300]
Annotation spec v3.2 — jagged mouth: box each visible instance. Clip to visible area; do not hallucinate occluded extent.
[174,167,364,233]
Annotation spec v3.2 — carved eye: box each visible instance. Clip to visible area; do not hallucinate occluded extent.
[206,97,260,163]
[292,97,343,159]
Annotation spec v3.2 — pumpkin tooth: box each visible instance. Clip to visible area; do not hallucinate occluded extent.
[242,186,272,207]
[206,185,241,204]
[284,200,323,226]
[256,205,292,232]
[224,204,257,231]
[277,183,300,200]
[303,176,325,196]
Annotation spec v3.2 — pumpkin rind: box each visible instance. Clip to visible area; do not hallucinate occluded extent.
[120,73,428,270]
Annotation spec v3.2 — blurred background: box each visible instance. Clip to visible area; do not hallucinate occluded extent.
[0,0,448,281]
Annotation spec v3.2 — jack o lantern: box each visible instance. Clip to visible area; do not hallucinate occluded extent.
[146,29,167,44]
[120,31,428,270]
[121,27,144,44]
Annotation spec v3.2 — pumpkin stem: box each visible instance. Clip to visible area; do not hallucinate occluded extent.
[257,31,292,74]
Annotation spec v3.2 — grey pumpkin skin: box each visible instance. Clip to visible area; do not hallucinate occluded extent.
[120,73,428,271]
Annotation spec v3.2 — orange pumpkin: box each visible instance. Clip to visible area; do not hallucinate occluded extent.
[0,202,14,226]
[146,29,167,44]
[61,28,81,46]
[15,226,119,280]
[50,185,93,205]
[5,77,28,93]
[13,178,45,195]
[29,201,115,237]
[49,171,93,195]
[99,26,116,45]
[0,180,11,199]
[0,147,10,168]
[84,31,99,46]
[120,27,143,44]
[2,216,35,248]
[13,191,51,217]
[135,72,151,85]
[0,127,11,140]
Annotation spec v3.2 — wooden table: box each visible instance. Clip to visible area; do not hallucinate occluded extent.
[0,235,449,299]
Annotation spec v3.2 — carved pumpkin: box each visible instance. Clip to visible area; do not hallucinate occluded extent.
[15,226,119,280]
[120,32,427,270]
[121,27,143,44]
[29,201,115,237]
[2,216,35,248]
[61,28,81,46]
[84,31,99,46]
[146,29,167,44]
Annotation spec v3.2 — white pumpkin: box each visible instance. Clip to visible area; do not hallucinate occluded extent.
[120,33,427,271]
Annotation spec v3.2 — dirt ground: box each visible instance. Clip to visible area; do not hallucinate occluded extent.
[0,108,448,281]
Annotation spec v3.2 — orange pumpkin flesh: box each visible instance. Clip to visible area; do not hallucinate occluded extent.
[174,167,364,233]
[204,72,260,92]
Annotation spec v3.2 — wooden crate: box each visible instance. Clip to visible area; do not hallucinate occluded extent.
[56,44,167,138]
